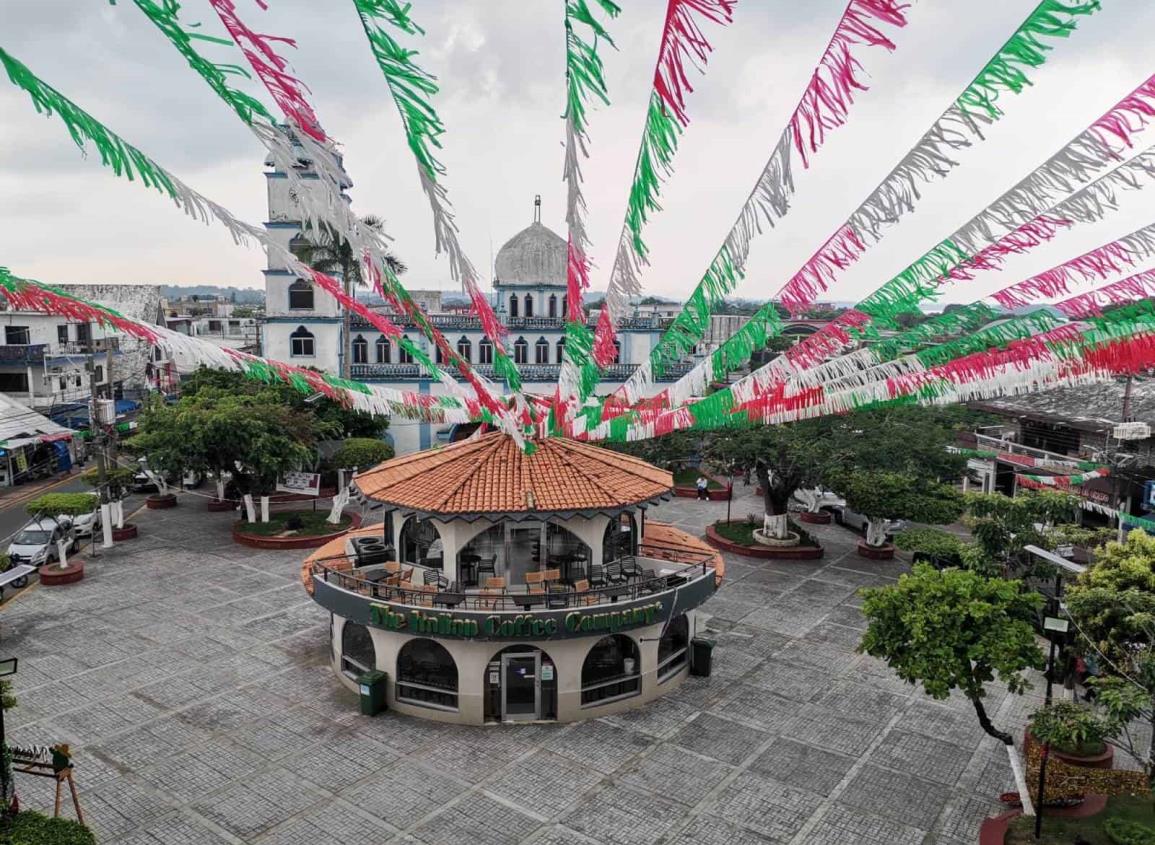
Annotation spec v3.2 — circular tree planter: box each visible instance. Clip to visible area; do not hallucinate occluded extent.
[1025,730,1114,770]
[267,487,338,504]
[207,498,236,513]
[39,559,85,586]
[146,493,178,509]
[980,795,1109,843]
[706,521,823,560]
[798,510,832,525]
[233,510,362,550]
[856,540,895,560]
[673,475,732,501]
[111,524,139,541]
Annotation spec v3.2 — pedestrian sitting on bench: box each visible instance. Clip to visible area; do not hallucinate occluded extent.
[696,475,709,501]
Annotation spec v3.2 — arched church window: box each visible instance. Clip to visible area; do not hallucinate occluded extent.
[524,294,534,318]
[514,337,528,365]
[352,334,368,365]
[509,294,519,318]
[548,294,558,319]
[375,336,391,363]
[288,279,314,310]
[289,326,315,357]
[535,337,550,365]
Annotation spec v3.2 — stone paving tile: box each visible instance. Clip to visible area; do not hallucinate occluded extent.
[786,703,887,757]
[563,783,684,845]
[663,815,777,845]
[869,728,976,785]
[705,771,824,841]
[838,764,952,830]
[898,699,988,749]
[710,683,798,731]
[549,719,656,773]
[811,679,909,724]
[133,812,237,845]
[747,737,857,797]
[933,793,1005,842]
[619,744,731,805]
[338,759,469,824]
[527,825,606,845]
[743,658,840,703]
[484,749,604,817]
[410,793,541,845]
[668,712,770,766]
[797,803,927,845]
[602,695,700,739]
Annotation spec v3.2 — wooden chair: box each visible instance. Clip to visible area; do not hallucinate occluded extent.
[383,561,401,575]
[400,567,415,583]
[572,579,599,606]
[484,576,506,590]
[541,568,561,586]
[478,589,505,609]
[525,571,546,595]
[411,583,437,607]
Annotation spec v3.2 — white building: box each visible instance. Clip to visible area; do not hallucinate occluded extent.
[260,147,687,456]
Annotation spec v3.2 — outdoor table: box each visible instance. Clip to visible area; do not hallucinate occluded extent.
[433,593,464,609]
[516,592,547,610]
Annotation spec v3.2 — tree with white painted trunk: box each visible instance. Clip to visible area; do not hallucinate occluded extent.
[829,470,964,548]
[24,493,94,570]
[859,565,1045,813]
[82,466,136,535]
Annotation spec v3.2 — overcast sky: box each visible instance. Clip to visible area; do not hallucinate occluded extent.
[4,0,1155,307]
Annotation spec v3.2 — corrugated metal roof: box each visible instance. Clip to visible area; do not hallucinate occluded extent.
[0,394,73,443]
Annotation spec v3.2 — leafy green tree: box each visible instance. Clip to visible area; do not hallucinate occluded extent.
[860,564,1044,747]
[832,471,965,547]
[331,438,394,469]
[24,493,97,518]
[704,420,836,539]
[293,215,404,379]
[964,490,1080,576]
[1066,529,1155,783]
[604,431,701,471]
[893,527,966,567]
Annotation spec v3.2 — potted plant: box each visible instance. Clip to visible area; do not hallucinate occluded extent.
[1027,700,1113,769]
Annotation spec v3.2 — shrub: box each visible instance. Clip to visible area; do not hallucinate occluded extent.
[1106,817,1155,845]
[0,811,96,845]
[81,466,136,500]
[894,528,965,562]
[1029,700,1109,755]
[331,438,394,469]
[25,493,98,517]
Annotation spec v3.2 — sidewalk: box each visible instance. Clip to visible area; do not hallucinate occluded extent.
[0,468,85,508]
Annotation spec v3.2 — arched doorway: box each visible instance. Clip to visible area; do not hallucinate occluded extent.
[657,614,690,682]
[602,512,637,564]
[486,645,557,722]
[399,516,443,569]
[397,639,458,711]
[582,635,640,705]
[340,621,375,679]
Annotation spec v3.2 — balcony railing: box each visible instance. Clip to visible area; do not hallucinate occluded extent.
[349,361,694,382]
[349,314,673,332]
[0,344,47,364]
[310,542,716,613]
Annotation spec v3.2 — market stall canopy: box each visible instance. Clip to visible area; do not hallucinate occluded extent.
[355,433,673,517]
[0,393,74,447]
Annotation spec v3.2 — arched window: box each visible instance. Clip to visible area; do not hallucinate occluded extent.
[513,337,528,365]
[509,294,519,318]
[657,614,690,682]
[352,334,368,365]
[612,339,621,364]
[457,336,472,363]
[524,294,534,318]
[398,337,413,364]
[479,338,494,365]
[562,295,568,319]
[289,326,315,357]
[288,279,314,310]
[341,621,375,678]
[375,336,391,364]
[535,336,550,365]
[288,234,310,258]
[548,294,558,319]
[602,512,637,564]
[435,344,445,364]
[399,516,443,568]
[556,337,566,364]
[581,635,640,705]
[397,639,458,710]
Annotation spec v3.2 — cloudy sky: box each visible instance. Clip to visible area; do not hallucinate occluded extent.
[4,0,1155,307]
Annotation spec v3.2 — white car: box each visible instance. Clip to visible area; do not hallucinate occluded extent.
[69,506,102,538]
[790,488,844,512]
[831,505,907,538]
[6,518,77,569]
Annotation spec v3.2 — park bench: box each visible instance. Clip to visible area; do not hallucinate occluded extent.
[0,564,36,600]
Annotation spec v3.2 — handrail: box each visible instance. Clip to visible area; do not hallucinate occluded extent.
[312,551,714,612]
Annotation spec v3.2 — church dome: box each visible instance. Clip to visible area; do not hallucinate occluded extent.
[494,221,566,286]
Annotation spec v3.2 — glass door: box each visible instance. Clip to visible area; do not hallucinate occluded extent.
[501,652,540,721]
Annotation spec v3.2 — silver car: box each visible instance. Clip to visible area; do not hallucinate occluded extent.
[831,505,907,538]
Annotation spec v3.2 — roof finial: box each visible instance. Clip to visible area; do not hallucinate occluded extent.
[534,194,541,224]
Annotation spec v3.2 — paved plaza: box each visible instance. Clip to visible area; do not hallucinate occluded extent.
[0,486,1042,844]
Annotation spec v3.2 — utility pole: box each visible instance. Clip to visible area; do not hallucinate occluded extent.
[87,354,113,550]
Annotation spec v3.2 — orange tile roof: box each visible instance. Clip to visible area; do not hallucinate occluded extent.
[354,433,673,515]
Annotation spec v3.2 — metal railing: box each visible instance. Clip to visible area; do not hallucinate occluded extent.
[350,314,674,332]
[349,361,696,382]
[312,540,715,612]
[0,344,46,364]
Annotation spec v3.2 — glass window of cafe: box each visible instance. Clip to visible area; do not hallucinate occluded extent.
[399,516,443,569]
[341,621,376,678]
[581,634,640,706]
[657,614,689,682]
[397,639,459,711]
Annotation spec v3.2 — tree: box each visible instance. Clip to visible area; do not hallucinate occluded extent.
[604,431,701,471]
[331,438,394,469]
[24,493,97,570]
[832,471,965,547]
[704,420,836,539]
[964,490,1080,576]
[293,215,404,378]
[860,564,1043,796]
[1066,529,1155,784]
[81,466,136,530]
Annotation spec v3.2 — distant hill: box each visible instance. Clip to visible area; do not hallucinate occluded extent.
[160,285,265,304]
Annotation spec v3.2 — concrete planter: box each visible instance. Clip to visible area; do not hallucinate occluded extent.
[206,498,236,513]
[705,522,824,560]
[267,487,337,504]
[979,795,1108,843]
[111,524,139,541]
[40,559,85,586]
[232,511,362,550]
[1025,730,1114,770]
[146,493,178,510]
[674,474,732,501]
[798,510,832,525]
[856,540,895,560]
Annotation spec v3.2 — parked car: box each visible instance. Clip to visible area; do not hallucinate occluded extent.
[132,469,203,492]
[789,488,844,512]
[831,505,907,538]
[6,518,77,568]
[69,505,102,538]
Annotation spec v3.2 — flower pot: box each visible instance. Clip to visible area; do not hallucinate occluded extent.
[799,510,832,525]
[111,523,138,541]
[146,493,177,510]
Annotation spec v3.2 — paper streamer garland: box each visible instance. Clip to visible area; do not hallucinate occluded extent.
[350,0,527,401]
[1017,468,1109,489]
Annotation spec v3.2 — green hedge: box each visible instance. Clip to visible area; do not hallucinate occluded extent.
[331,438,394,469]
[0,812,95,845]
[25,493,98,517]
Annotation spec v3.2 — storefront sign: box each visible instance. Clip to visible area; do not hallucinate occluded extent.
[276,471,321,497]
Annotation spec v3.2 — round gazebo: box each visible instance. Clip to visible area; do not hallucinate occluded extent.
[302,433,722,724]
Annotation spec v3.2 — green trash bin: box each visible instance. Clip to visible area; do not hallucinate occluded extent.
[690,638,715,677]
[358,670,387,716]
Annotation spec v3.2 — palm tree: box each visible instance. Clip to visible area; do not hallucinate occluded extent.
[294,215,406,378]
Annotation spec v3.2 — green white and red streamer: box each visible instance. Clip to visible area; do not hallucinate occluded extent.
[1017,468,1109,489]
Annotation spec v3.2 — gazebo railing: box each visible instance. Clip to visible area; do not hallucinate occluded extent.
[311,542,715,612]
